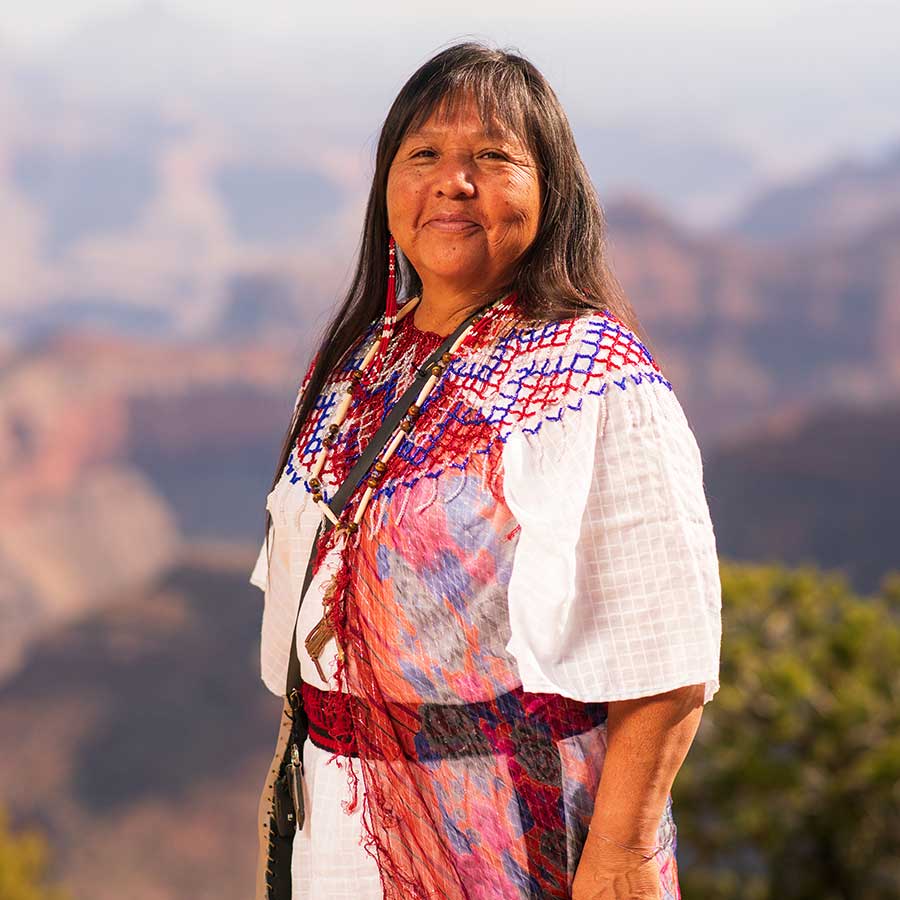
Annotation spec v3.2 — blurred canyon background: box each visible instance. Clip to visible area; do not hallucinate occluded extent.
[0,2,898,898]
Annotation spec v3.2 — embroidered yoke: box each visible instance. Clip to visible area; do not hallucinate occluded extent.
[250,295,722,899]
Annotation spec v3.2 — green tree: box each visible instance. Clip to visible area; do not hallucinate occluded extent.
[673,563,900,900]
[0,806,70,900]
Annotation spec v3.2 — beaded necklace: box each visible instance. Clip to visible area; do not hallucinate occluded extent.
[303,289,511,679]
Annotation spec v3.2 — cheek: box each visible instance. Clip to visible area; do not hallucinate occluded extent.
[387,170,425,231]
[494,173,541,231]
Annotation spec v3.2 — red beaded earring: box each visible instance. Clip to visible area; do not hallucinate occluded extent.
[386,233,398,329]
[369,233,399,378]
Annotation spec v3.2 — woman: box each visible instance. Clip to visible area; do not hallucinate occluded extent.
[249,42,721,900]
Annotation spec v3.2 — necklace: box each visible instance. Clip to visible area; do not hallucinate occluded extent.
[302,291,510,680]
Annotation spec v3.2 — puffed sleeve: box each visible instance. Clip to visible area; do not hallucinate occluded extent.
[501,375,722,704]
[247,490,315,697]
[249,528,271,591]
[247,353,322,695]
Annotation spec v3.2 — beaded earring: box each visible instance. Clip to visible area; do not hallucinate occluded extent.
[386,233,398,323]
[369,234,399,377]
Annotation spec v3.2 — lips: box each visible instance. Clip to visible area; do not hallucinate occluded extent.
[425,214,480,233]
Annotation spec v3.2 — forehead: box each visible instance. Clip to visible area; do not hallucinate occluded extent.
[402,90,528,147]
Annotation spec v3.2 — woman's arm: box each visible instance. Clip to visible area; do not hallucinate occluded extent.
[573,682,706,900]
[594,681,705,844]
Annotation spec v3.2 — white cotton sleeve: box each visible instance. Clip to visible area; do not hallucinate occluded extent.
[247,490,307,696]
[501,378,722,704]
[249,530,270,591]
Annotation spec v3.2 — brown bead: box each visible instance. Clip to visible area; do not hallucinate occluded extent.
[308,477,321,490]
[328,423,340,433]
[374,460,387,473]
[366,476,379,488]
[441,352,453,364]
[430,364,444,376]
[312,492,323,502]
[408,403,420,417]
[400,419,413,432]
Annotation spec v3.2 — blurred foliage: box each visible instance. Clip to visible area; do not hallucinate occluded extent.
[0,807,70,900]
[673,563,900,899]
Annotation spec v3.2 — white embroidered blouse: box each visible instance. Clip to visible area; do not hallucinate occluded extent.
[249,302,722,707]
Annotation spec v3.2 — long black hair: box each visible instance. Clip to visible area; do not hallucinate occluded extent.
[262,41,648,549]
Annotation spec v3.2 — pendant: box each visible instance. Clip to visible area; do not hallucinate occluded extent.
[303,573,345,682]
[304,615,337,681]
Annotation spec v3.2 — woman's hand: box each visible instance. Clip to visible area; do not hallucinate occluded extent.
[572,831,662,900]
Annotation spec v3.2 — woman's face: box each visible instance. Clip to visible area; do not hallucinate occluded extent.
[386,93,541,301]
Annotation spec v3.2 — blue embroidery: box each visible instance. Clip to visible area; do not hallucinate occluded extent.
[289,312,672,502]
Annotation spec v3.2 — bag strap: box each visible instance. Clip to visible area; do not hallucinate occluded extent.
[283,302,487,704]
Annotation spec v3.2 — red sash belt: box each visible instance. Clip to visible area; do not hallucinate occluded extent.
[300,679,608,761]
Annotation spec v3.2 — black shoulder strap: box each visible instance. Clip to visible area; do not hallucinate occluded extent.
[283,302,487,702]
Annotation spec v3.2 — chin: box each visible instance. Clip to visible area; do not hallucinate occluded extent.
[419,253,490,280]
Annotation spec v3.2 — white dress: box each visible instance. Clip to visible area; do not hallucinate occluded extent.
[249,305,722,898]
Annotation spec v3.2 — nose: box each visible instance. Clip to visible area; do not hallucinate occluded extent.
[434,154,476,199]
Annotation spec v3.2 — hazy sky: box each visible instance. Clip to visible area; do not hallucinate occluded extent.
[4,0,897,50]
[3,0,898,182]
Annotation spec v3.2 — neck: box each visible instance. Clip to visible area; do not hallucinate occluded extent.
[413,281,504,337]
